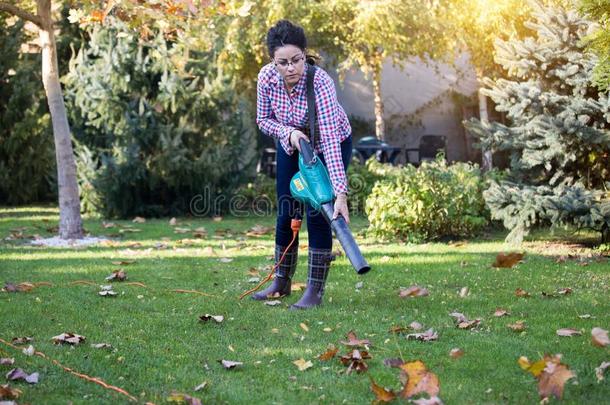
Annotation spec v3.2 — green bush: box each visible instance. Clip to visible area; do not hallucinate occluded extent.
[64,18,257,218]
[346,156,382,215]
[365,157,490,242]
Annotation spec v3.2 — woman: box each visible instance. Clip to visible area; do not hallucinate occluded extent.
[253,20,352,309]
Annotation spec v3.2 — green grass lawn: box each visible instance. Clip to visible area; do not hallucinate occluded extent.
[0,206,608,404]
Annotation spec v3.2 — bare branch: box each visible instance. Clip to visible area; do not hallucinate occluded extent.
[0,1,43,27]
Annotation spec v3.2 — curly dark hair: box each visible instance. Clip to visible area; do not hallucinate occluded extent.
[266,20,307,58]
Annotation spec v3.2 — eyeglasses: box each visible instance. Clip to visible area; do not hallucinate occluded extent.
[274,54,305,69]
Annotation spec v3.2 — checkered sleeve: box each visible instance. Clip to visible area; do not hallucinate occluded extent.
[256,73,295,155]
[315,70,348,195]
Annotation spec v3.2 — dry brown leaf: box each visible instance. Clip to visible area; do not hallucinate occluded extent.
[218,360,242,369]
[449,348,464,359]
[340,331,371,347]
[51,332,85,345]
[105,270,127,282]
[398,360,440,399]
[90,343,112,349]
[98,290,117,297]
[102,222,116,228]
[508,321,527,332]
[458,287,469,297]
[10,337,32,345]
[0,358,14,366]
[405,328,438,342]
[169,217,177,226]
[340,349,370,374]
[449,312,480,329]
[369,377,397,403]
[110,260,135,266]
[557,288,572,295]
[592,327,609,347]
[6,368,38,384]
[411,397,444,405]
[556,328,581,337]
[245,225,273,236]
[537,358,575,400]
[291,282,307,292]
[0,383,22,400]
[399,286,429,298]
[264,300,282,306]
[515,288,530,298]
[299,323,309,332]
[293,358,313,371]
[318,345,338,361]
[132,216,146,223]
[492,252,525,268]
[166,391,202,405]
[494,309,510,317]
[595,361,610,382]
[383,358,405,368]
[199,314,224,323]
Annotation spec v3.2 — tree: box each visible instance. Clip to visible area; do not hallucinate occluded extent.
[0,0,83,238]
[580,0,610,90]
[465,3,610,244]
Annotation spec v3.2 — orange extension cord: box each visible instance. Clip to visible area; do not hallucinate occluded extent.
[239,218,302,300]
[0,338,138,402]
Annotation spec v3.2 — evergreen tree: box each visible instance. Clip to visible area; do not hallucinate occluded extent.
[580,0,610,90]
[64,18,257,217]
[465,3,610,244]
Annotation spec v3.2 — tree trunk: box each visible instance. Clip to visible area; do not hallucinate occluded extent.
[38,0,83,239]
[372,67,385,141]
[478,88,492,172]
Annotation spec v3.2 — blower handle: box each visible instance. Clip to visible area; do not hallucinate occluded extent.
[298,138,316,166]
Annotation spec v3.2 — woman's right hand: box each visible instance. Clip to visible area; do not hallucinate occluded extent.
[290,130,309,153]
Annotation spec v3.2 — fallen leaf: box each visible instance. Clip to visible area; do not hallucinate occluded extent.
[264,300,282,306]
[355,281,364,289]
[595,361,610,382]
[537,357,575,400]
[515,288,530,298]
[411,396,444,405]
[369,376,397,402]
[398,360,440,398]
[299,323,309,332]
[166,391,202,405]
[557,288,572,295]
[199,314,224,323]
[340,349,371,374]
[291,282,307,292]
[110,260,135,266]
[11,337,32,345]
[105,270,127,282]
[318,345,338,361]
[102,222,116,228]
[449,312,480,329]
[247,277,261,283]
[51,332,85,345]
[22,345,34,356]
[98,290,117,297]
[409,321,423,331]
[91,343,112,349]
[245,225,273,236]
[592,327,609,347]
[449,348,464,359]
[132,216,146,223]
[399,285,429,298]
[406,328,438,342]
[340,331,371,347]
[383,358,404,368]
[0,358,14,366]
[293,358,313,371]
[508,321,526,332]
[193,381,208,391]
[492,252,525,268]
[0,383,22,399]
[219,257,233,263]
[494,309,510,317]
[218,360,242,369]
[5,368,38,384]
[169,217,177,226]
[556,328,581,337]
[578,314,593,319]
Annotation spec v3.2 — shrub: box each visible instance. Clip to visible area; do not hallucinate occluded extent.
[366,157,489,242]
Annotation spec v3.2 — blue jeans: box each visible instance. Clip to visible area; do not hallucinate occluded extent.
[275,136,352,249]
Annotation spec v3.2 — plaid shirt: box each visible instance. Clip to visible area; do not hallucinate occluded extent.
[256,62,351,194]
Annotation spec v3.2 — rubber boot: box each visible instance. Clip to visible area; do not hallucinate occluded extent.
[252,244,298,300]
[290,247,334,310]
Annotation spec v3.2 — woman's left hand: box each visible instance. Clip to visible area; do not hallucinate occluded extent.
[332,193,350,224]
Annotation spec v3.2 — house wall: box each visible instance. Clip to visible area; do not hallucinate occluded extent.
[326,54,480,164]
